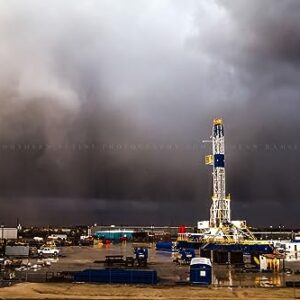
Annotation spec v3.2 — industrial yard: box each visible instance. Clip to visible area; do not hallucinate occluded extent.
[0,243,300,299]
[1,243,300,287]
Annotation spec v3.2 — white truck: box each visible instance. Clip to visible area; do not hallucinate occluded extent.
[38,247,60,257]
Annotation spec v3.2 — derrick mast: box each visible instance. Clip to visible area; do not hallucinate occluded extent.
[205,118,231,228]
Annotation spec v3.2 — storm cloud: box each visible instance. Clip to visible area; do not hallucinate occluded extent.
[0,0,299,227]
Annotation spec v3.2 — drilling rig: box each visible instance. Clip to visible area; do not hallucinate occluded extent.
[206,118,231,228]
[198,118,255,242]
[176,118,274,256]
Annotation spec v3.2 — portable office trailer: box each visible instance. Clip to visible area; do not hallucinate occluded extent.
[94,230,134,241]
[190,257,212,285]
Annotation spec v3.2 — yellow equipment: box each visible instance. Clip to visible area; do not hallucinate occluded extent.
[213,118,223,125]
[205,155,213,165]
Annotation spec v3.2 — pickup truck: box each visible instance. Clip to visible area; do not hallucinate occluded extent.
[38,247,60,257]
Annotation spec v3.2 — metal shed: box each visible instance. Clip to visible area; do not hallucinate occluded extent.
[5,245,29,257]
[190,257,212,285]
[0,228,18,239]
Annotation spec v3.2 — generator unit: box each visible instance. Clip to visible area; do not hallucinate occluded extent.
[134,247,148,267]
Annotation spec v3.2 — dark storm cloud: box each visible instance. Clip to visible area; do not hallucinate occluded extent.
[0,0,299,226]
[190,0,300,226]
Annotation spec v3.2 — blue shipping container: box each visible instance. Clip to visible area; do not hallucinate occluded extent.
[74,269,157,284]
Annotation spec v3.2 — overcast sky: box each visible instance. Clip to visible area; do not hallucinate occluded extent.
[0,0,299,227]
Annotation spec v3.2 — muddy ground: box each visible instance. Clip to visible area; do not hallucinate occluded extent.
[0,282,299,299]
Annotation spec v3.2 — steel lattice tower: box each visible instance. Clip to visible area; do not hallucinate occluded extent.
[205,118,231,228]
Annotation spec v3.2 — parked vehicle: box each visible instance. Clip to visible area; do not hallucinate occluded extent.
[38,247,60,257]
[173,248,195,265]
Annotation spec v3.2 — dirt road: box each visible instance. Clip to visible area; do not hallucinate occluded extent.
[0,282,298,300]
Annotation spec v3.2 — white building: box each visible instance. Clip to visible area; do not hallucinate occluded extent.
[0,227,18,239]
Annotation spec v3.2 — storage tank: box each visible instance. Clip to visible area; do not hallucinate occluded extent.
[190,257,212,285]
[155,241,175,252]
